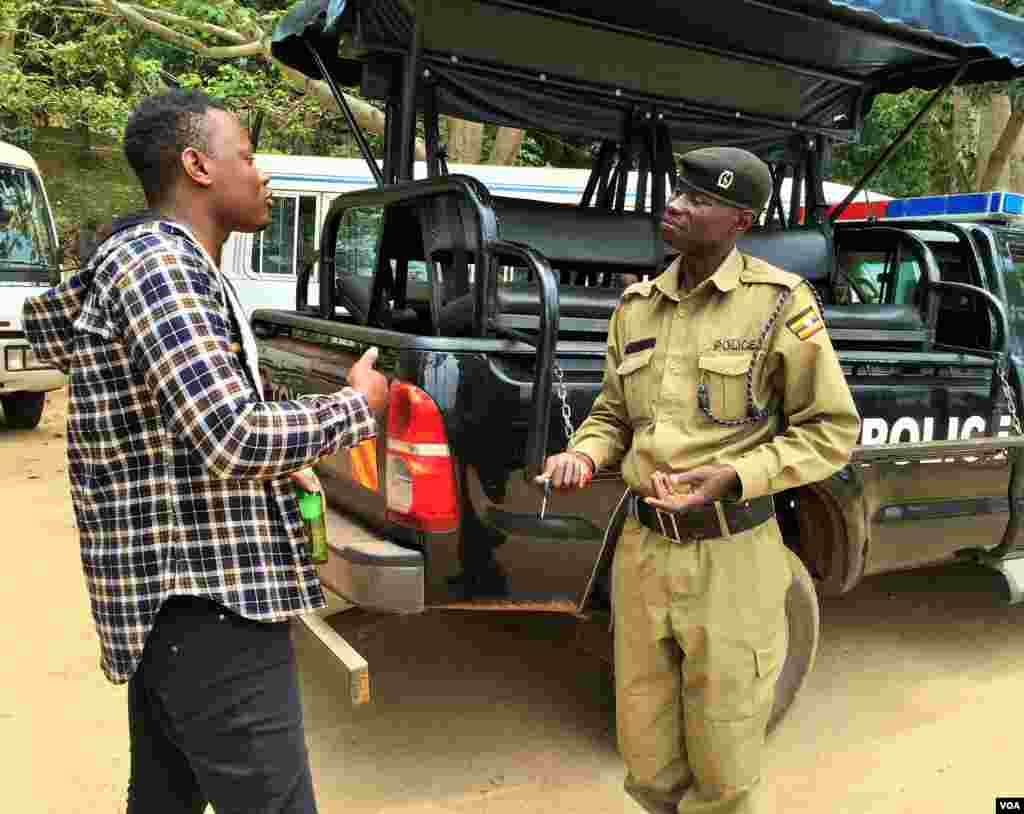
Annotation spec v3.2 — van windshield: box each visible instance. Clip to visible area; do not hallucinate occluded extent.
[0,164,57,281]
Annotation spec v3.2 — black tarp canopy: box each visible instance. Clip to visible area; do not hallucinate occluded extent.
[273,0,1024,157]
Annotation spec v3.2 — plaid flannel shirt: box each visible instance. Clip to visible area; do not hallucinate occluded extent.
[23,219,376,683]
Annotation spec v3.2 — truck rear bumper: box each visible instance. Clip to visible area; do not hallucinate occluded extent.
[320,504,424,614]
[0,369,65,393]
[991,553,1024,604]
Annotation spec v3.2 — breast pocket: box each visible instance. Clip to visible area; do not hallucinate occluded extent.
[697,353,753,422]
[616,346,655,419]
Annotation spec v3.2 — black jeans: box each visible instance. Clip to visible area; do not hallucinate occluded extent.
[126,595,318,814]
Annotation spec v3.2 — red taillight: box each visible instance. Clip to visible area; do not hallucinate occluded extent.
[385,382,459,533]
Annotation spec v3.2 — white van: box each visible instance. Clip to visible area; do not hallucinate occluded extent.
[0,141,64,429]
[222,154,886,316]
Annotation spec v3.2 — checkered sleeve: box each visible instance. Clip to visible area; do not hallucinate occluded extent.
[113,241,376,480]
[22,270,93,374]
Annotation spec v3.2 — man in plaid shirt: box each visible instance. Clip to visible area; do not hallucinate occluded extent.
[23,90,387,813]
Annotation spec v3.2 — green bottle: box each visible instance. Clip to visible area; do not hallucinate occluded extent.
[296,483,329,564]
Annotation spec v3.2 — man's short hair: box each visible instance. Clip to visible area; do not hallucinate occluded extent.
[123,90,228,205]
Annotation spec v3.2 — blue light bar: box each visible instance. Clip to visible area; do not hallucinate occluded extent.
[880,191,1024,221]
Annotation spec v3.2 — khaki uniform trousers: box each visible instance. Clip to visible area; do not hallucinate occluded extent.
[613,514,791,814]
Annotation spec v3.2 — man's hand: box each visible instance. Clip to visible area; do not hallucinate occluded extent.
[347,347,388,416]
[644,465,739,512]
[534,451,594,490]
[289,467,322,493]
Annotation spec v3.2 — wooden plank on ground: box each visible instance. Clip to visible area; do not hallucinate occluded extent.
[295,612,371,706]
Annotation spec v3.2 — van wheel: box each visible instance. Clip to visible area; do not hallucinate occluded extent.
[1,392,46,430]
[767,548,820,736]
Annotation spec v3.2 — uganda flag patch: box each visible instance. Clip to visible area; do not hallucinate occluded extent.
[786,306,824,341]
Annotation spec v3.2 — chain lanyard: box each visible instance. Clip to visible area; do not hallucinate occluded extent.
[553,359,575,442]
[556,281,828,438]
[997,359,1024,436]
[696,281,824,427]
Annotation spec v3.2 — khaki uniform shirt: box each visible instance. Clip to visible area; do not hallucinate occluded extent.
[570,248,860,500]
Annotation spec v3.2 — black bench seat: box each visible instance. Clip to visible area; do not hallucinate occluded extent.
[411,192,931,347]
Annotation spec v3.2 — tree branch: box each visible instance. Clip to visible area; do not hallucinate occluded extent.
[97,0,261,57]
[52,4,116,16]
[981,109,1024,190]
[488,127,524,165]
[90,0,425,156]
[275,60,426,160]
[127,5,251,45]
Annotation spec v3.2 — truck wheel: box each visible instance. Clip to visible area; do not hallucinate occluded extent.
[767,548,820,735]
[1,392,46,430]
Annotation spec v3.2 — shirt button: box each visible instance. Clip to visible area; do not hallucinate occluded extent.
[218,614,226,621]
[170,645,179,655]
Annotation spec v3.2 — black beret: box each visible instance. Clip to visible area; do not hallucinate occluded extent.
[676,147,772,212]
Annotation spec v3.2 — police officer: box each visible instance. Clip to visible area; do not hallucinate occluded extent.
[538,147,860,813]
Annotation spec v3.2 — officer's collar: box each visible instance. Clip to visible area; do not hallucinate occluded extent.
[655,247,742,301]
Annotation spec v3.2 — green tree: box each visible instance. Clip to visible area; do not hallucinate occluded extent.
[830,92,938,198]
[1,0,395,155]
[831,0,1024,196]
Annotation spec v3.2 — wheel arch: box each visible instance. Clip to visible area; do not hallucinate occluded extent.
[777,468,868,597]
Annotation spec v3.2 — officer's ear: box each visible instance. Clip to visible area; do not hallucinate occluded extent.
[734,209,755,234]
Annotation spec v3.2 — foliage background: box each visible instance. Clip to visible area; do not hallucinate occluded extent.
[2,0,1024,262]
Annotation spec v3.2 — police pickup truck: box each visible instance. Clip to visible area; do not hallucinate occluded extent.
[253,0,1024,726]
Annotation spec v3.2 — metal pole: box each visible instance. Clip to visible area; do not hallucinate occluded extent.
[788,162,804,226]
[382,99,396,185]
[398,2,423,182]
[650,116,666,223]
[635,121,650,214]
[831,63,968,223]
[304,41,383,188]
[583,141,614,208]
[766,163,786,228]
[423,79,441,178]
[805,138,826,226]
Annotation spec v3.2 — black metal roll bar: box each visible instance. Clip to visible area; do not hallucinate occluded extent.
[930,279,1012,450]
[485,240,561,482]
[318,174,499,326]
[316,175,560,483]
[930,281,1010,359]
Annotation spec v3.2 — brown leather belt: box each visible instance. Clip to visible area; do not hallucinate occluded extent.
[631,492,775,543]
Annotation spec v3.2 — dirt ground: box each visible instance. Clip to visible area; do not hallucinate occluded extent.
[5,388,1024,813]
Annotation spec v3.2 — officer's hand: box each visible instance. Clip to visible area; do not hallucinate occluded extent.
[535,452,594,490]
[347,347,388,416]
[644,465,739,512]
[289,467,322,493]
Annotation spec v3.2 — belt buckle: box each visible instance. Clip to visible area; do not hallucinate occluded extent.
[655,507,683,543]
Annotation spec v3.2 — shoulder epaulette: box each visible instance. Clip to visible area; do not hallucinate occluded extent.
[622,278,656,299]
[738,254,803,290]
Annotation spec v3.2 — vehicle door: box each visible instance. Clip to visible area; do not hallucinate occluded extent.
[835,226,1011,574]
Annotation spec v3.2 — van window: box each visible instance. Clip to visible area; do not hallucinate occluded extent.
[0,163,56,277]
[251,194,317,276]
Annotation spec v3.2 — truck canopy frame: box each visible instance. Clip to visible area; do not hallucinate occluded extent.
[274,0,1024,177]
[265,0,1024,486]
